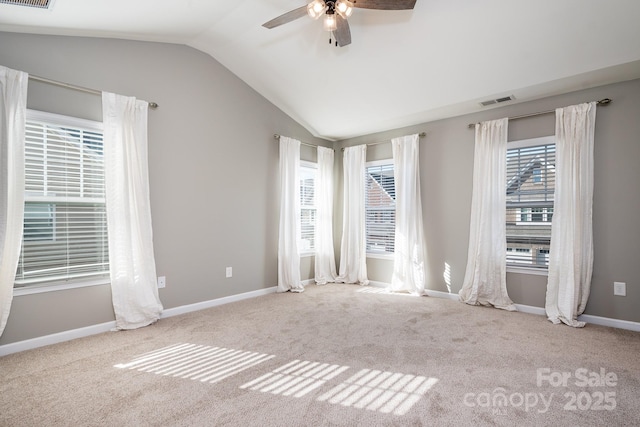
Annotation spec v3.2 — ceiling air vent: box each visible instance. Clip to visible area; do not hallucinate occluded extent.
[0,0,55,9]
[480,95,515,107]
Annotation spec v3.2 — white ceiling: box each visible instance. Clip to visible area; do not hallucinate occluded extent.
[2,0,640,140]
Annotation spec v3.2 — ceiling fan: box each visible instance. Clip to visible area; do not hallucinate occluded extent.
[262,0,417,47]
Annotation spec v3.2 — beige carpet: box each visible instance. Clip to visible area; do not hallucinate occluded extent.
[1,283,639,426]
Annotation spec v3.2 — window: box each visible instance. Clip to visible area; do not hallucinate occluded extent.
[506,136,555,269]
[365,160,395,255]
[15,110,109,288]
[518,207,553,224]
[532,167,542,183]
[300,162,317,254]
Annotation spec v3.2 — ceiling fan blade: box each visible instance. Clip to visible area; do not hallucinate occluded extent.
[335,15,352,47]
[262,6,308,29]
[353,0,417,10]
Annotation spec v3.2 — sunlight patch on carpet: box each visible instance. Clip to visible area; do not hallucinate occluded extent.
[114,343,275,384]
[356,287,416,297]
[317,368,439,416]
[240,360,350,398]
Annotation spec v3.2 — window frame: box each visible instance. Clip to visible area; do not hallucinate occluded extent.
[14,109,110,295]
[365,158,395,259]
[505,135,555,276]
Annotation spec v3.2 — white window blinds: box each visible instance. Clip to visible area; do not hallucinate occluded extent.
[365,162,395,254]
[15,110,109,287]
[506,136,555,268]
[300,162,317,253]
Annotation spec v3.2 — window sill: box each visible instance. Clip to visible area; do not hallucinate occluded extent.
[300,252,315,258]
[506,266,549,276]
[366,253,394,261]
[13,278,110,296]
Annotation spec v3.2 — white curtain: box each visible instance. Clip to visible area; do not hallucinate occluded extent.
[314,146,337,285]
[336,145,369,285]
[459,118,516,311]
[278,136,304,293]
[545,102,596,327]
[0,66,28,337]
[389,134,427,295]
[103,92,163,330]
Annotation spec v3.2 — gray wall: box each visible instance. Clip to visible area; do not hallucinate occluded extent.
[0,32,329,345]
[338,78,640,323]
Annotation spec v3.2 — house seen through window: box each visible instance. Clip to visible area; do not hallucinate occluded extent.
[506,136,555,269]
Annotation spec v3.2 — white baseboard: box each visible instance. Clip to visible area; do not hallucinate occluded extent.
[515,304,640,331]
[0,321,116,357]
[372,282,640,332]
[0,286,278,357]
[577,313,640,332]
[513,303,545,316]
[161,286,277,318]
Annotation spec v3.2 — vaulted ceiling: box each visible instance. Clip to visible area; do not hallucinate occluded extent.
[2,0,640,140]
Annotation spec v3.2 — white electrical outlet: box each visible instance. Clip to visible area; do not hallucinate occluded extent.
[613,282,626,296]
[225,267,232,278]
[157,276,166,288]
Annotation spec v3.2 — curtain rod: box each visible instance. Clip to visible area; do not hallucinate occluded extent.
[466,98,611,129]
[273,134,334,150]
[341,132,427,151]
[29,74,159,109]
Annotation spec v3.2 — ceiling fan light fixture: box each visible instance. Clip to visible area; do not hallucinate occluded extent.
[323,13,337,31]
[307,0,327,20]
[263,0,417,46]
[335,0,354,18]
